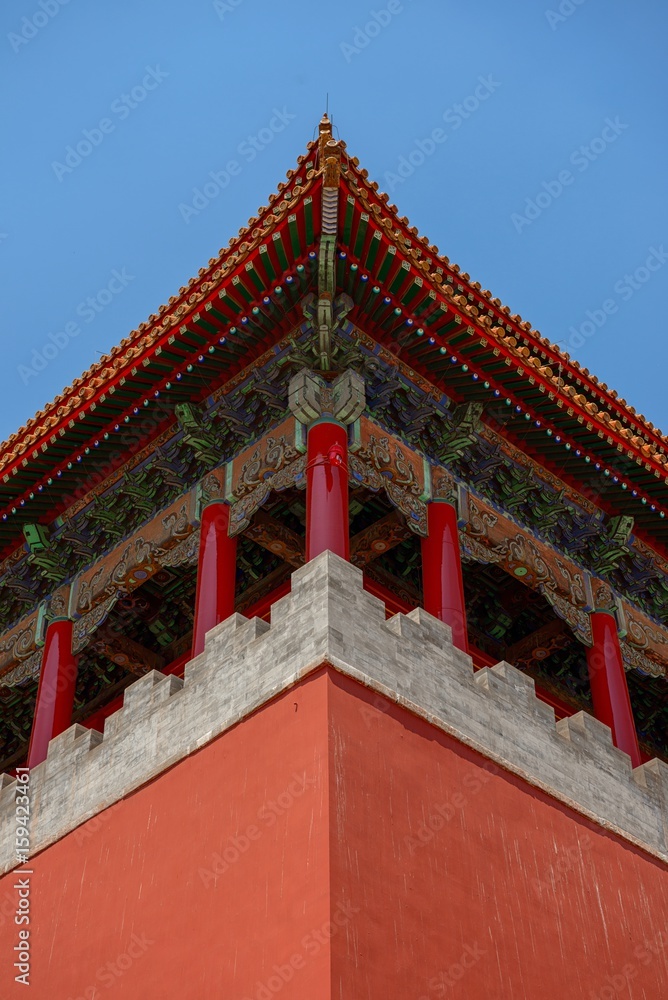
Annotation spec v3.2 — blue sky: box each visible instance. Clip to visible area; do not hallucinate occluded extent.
[1,0,666,443]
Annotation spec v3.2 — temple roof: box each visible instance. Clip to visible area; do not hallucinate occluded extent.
[1,117,667,558]
[0,118,666,770]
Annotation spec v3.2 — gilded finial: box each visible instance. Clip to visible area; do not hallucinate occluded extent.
[319,113,332,141]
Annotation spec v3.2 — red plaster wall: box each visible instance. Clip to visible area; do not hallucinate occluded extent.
[327,672,668,999]
[1,668,667,999]
[0,673,334,1000]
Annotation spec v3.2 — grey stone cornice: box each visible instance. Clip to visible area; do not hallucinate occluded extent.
[0,551,666,875]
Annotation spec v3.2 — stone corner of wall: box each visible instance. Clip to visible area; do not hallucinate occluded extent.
[0,550,666,875]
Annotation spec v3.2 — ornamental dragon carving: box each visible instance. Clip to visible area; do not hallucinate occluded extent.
[350,424,428,537]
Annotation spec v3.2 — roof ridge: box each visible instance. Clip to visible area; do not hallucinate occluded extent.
[2,124,666,502]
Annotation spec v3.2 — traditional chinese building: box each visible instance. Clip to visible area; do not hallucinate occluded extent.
[0,117,667,997]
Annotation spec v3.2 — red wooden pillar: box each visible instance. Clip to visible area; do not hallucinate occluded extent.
[192,501,237,657]
[587,610,641,766]
[421,500,468,653]
[305,420,349,562]
[27,618,78,768]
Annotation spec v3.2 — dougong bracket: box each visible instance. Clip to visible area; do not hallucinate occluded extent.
[288,369,365,426]
[175,403,218,466]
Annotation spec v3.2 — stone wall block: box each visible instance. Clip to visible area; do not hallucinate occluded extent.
[633,759,668,854]
[402,606,454,649]
[473,661,556,725]
[0,550,666,873]
[103,672,183,740]
[45,724,103,763]
[386,612,436,647]
[276,551,384,630]
[0,773,15,793]
[634,757,668,797]
[118,671,169,714]
[222,617,272,655]
[556,712,633,773]
[205,613,270,654]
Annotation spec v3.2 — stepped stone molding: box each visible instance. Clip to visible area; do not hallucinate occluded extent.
[0,552,667,875]
[3,409,668,682]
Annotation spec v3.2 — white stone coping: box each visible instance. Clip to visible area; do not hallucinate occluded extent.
[0,551,666,875]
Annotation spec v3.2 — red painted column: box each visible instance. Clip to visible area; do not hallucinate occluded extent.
[27,618,78,768]
[587,610,641,767]
[305,420,349,562]
[421,500,468,653]
[192,502,237,657]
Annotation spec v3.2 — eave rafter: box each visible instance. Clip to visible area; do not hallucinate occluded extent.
[0,194,322,557]
[3,413,667,691]
[3,116,667,562]
[341,158,668,467]
[1,116,667,667]
[243,507,412,573]
[329,176,668,550]
[93,626,166,676]
[1,151,318,469]
[340,177,667,476]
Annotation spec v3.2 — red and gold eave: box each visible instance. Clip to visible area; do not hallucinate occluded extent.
[1,115,668,562]
[330,161,668,549]
[0,143,322,557]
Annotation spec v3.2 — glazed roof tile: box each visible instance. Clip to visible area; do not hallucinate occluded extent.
[2,121,666,490]
[0,146,318,476]
[342,153,667,464]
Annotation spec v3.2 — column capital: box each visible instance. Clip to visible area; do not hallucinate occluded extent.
[196,495,230,521]
[289,368,365,426]
[586,584,625,638]
[424,480,469,530]
[34,588,73,649]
